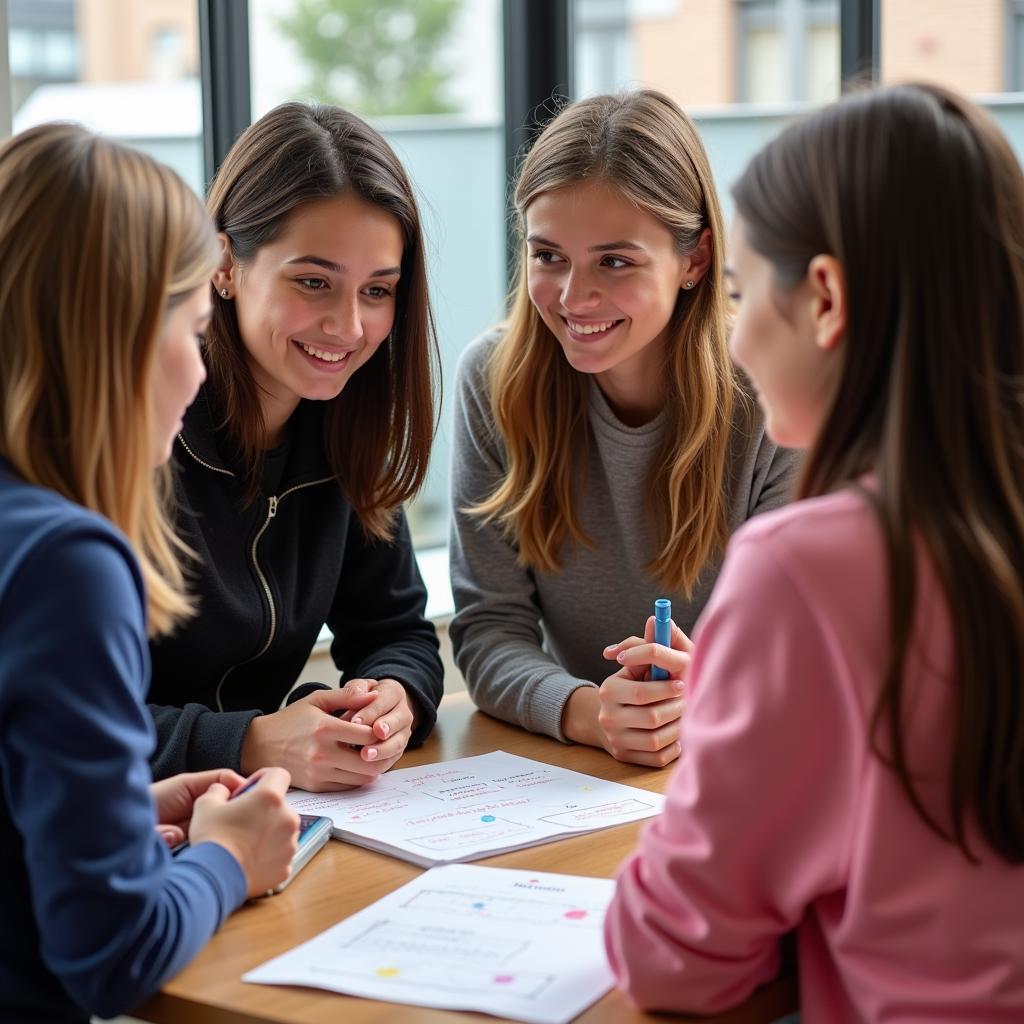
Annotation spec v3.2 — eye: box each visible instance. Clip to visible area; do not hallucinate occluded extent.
[297,277,328,291]
[530,249,564,265]
[600,255,631,269]
[364,285,394,300]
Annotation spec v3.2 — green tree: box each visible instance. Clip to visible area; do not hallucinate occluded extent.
[277,0,465,117]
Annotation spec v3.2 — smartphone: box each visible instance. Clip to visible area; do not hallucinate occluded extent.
[267,813,333,895]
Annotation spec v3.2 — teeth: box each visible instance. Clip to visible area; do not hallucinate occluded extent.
[298,341,348,363]
[567,320,617,335]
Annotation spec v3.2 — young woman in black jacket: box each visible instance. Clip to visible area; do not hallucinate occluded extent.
[148,103,444,791]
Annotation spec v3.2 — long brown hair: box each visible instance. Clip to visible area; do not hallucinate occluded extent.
[205,102,440,539]
[471,90,737,595]
[733,83,1024,863]
[0,123,218,636]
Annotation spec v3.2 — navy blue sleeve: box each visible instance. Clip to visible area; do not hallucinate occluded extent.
[326,508,443,746]
[0,524,246,1019]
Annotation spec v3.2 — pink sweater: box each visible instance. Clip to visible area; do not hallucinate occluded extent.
[605,488,1024,1022]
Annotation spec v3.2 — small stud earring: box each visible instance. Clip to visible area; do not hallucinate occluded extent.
[684,279,695,290]
[220,288,229,299]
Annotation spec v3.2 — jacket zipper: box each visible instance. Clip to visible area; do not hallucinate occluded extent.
[213,476,333,711]
[176,432,235,477]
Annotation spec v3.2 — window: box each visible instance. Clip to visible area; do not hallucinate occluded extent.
[571,0,838,223]
[879,0,1024,169]
[5,0,203,193]
[736,0,839,105]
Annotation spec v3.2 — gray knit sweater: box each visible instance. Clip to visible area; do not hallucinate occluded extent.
[449,330,801,741]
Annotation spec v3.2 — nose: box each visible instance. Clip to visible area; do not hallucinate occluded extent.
[321,291,362,343]
[560,267,601,313]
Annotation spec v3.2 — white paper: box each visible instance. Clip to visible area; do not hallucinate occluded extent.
[244,864,616,1024]
[285,750,663,866]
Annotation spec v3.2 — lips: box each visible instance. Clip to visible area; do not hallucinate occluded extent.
[295,340,351,363]
[561,316,624,342]
[292,339,354,372]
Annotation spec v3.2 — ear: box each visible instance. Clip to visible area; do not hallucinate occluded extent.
[211,233,237,299]
[680,227,713,288]
[806,254,846,351]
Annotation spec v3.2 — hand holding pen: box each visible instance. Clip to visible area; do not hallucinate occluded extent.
[184,766,300,899]
[593,599,693,767]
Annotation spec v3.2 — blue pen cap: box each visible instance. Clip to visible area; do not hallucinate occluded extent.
[654,598,671,622]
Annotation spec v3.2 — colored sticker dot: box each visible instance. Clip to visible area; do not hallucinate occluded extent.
[565,909,588,920]
[481,814,496,822]
[494,974,515,984]
[472,901,486,909]
[375,967,401,978]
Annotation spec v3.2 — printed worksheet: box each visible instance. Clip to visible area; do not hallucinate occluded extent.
[244,864,616,1024]
[286,750,663,866]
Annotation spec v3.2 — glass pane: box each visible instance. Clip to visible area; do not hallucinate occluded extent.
[805,22,839,103]
[880,1,1024,175]
[572,0,840,223]
[5,0,203,193]
[746,26,786,103]
[250,0,506,551]
[882,0,1011,94]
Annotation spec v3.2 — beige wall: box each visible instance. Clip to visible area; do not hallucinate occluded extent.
[632,0,737,107]
[882,0,1006,93]
[627,0,1010,107]
[78,0,198,82]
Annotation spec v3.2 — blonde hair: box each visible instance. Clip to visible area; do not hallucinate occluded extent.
[472,90,737,595]
[0,123,219,636]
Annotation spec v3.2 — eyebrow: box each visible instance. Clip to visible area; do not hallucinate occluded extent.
[526,234,645,253]
[285,255,401,277]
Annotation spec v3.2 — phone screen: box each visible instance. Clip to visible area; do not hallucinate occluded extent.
[298,813,324,842]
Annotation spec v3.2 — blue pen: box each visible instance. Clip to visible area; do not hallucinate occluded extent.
[170,773,262,857]
[651,598,671,681]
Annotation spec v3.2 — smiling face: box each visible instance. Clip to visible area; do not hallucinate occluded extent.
[524,178,697,420]
[151,284,210,466]
[221,191,404,442]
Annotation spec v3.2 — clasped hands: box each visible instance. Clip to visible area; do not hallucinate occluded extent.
[240,677,417,791]
[563,615,693,768]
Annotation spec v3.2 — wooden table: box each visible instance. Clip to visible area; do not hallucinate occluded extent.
[135,693,797,1024]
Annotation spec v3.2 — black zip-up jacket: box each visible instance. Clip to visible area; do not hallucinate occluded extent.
[147,389,443,779]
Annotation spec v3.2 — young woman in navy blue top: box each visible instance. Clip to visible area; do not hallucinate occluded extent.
[0,124,299,1023]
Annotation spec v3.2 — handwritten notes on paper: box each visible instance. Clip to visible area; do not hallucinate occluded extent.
[285,750,663,866]
[244,864,616,1024]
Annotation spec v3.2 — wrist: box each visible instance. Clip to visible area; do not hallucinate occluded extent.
[560,685,602,747]
[239,715,268,775]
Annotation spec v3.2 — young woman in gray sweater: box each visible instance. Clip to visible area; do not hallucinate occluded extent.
[449,90,799,767]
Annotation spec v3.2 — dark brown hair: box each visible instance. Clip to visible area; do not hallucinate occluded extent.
[733,83,1024,862]
[205,102,440,538]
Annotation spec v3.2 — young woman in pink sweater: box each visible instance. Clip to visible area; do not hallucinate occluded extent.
[603,83,1024,1021]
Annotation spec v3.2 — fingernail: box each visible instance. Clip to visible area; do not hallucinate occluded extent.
[604,643,618,652]
[616,651,627,663]
[365,747,379,761]
[673,680,685,692]
[379,721,390,738]
[352,716,363,725]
